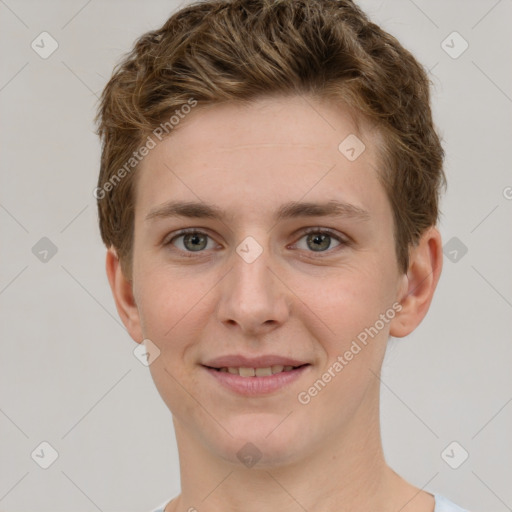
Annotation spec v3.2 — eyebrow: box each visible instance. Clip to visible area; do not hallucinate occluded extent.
[145,199,370,223]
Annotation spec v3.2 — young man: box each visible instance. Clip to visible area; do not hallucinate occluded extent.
[95,1,468,511]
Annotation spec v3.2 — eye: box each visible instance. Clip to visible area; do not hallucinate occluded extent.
[293,228,347,254]
[165,229,217,254]
[163,227,349,257]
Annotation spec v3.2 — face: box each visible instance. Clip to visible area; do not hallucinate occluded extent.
[120,95,411,467]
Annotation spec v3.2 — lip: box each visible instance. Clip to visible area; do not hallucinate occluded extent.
[202,364,311,396]
[202,354,309,369]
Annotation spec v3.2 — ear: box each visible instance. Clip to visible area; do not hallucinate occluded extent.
[105,247,144,344]
[390,226,443,338]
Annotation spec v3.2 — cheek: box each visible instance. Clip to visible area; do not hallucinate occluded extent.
[308,265,396,375]
[310,266,390,329]
[137,271,213,386]
[307,275,391,415]
[141,274,204,412]
[137,271,198,340]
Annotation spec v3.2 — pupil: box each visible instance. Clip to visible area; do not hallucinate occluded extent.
[309,233,329,251]
[185,233,206,251]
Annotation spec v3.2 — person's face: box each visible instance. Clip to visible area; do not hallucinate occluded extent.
[113,95,412,466]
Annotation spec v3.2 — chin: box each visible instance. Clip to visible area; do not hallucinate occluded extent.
[210,412,312,469]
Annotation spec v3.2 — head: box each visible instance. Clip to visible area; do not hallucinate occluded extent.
[97,0,445,467]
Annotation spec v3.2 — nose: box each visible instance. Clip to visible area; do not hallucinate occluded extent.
[216,238,291,336]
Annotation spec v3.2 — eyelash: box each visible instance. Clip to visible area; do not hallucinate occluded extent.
[163,227,349,258]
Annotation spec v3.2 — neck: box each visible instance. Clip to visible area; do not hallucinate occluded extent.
[166,389,421,512]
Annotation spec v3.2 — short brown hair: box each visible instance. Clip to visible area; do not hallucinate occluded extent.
[95,0,445,279]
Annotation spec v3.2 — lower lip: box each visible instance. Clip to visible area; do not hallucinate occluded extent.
[203,365,310,396]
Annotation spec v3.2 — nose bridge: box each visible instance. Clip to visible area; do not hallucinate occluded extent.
[216,234,289,332]
[235,237,273,293]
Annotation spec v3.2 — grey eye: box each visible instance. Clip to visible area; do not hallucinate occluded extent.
[183,233,208,251]
[306,233,332,251]
[171,232,212,252]
[295,231,342,252]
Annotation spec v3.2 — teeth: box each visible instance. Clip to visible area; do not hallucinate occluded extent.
[216,365,300,377]
[239,367,255,377]
[255,367,272,377]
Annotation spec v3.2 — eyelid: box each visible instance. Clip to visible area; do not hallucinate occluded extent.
[296,226,348,242]
[163,227,210,245]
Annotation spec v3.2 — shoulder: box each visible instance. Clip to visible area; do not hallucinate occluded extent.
[434,494,470,512]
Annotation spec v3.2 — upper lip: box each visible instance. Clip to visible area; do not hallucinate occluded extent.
[202,355,310,369]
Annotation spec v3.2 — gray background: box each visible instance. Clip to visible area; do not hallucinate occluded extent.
[1,0,511,511]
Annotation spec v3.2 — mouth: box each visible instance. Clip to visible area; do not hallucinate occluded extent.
[201,363,311,396]
[203,363,310,377]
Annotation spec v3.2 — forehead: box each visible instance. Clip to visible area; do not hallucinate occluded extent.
[150,95,378,158]
[135,95,389,225]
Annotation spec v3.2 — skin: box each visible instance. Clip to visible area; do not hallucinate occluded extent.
[106,95,443,512]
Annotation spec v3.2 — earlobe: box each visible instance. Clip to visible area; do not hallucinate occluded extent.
[105,247,144,343]
[389,227,443,338]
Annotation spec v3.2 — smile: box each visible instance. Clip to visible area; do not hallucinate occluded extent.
[209,364,305,377]
[202,364,311,395]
